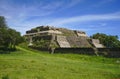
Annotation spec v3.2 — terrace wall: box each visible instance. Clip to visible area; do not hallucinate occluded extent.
[54,48,120,58]
[29,46,120,58]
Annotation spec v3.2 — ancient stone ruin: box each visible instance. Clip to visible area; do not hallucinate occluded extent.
[24,26,120,57]
[24,26,104,50]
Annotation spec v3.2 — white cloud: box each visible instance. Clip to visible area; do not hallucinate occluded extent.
[0,0,82,18]
[49,12,120,26]
[6,11,120,35]
[92,0,116,7]
[0,0,83,33]
[100,23,107,26]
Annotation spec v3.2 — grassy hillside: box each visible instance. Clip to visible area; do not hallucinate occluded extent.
[0,46,120,79]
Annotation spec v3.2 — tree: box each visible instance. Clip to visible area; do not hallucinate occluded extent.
[91,33,120,48]
[0,16,7,28]
[8,28,24,49]
[0,28,10,48]
[0,16,23,51]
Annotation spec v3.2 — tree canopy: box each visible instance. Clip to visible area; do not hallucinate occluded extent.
[0,16,7,28]
[91,33,120,48]
[0,16,23,51]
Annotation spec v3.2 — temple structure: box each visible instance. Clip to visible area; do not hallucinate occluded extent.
[24,26,104,49]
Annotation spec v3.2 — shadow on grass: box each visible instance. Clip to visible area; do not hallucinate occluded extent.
[2,75,9,79]
[0,47,17,54]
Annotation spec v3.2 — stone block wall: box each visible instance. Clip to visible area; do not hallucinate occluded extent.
[54,48,120,58]
[54,48,95,55]
[98,48,120,58]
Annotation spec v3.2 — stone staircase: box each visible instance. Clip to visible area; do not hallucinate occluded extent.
[91,39,104,48]
[66,36,91,47]
[56,36,71,48]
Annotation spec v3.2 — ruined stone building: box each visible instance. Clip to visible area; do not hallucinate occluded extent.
[23,26,120,57]
[24,26,104,49]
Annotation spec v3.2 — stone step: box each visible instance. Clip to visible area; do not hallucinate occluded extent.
[56,36,71,48]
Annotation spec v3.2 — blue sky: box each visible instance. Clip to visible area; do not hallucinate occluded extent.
[0,0,120,38]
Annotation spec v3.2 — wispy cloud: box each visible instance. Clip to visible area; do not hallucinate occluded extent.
[92,0,116,7]
[99,23,107,26]
[7,11,120,35]
[0,0,83,27]
[49,12,120,26]
[0,0,82,18]
[0,0,83,34]
[64,0,82,8]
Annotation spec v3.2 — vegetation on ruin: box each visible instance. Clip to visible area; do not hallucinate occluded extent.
[58,28,76,36]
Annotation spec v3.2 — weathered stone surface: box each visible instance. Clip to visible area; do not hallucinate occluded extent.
[92,39,104,48]
[56,36,71,48]
[66,36,91,47]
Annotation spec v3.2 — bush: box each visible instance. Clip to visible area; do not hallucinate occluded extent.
[2,75,9,79]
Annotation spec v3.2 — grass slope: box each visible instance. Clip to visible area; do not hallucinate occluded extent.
[0,46,120,79]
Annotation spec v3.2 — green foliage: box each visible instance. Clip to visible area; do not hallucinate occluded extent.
[0,16,7,28]
[8,28,24,48]
[0,28,10,48]
[32,36,53,48]
[59,28,76,36]
[0,16,23,52]
[33,39,50,48]
[2,75,9,79]
[49,41,59,48]
[91,33,120,48]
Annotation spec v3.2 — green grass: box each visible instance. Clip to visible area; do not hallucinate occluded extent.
[0,46,120,79]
